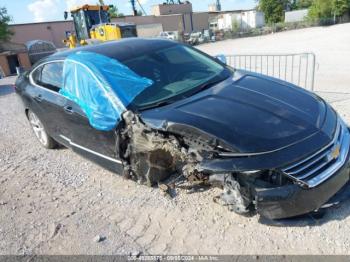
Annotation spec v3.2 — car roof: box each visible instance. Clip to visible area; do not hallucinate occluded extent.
[47,38,177,63]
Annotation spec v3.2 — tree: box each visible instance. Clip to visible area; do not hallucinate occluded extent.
[96,1,124,18]
[0,7,13,41]
[108,5,124,18]
[296,0,313,9]
[308,0,349,20]
[258,0,290,24]
[332,0,349,17]
[308,0,333,19]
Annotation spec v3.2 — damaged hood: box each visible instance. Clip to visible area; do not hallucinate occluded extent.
[140,72,332,154]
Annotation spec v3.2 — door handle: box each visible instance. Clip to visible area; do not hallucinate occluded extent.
[34,94,42,102]
[64,106,74,114]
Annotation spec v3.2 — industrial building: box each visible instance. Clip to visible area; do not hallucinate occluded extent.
[284,9,308,23]
[9,2,209,48]
[0,41,31,77]
[8,2,264,48]
[210,9,265,31]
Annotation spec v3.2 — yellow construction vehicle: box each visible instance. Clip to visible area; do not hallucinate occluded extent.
[63,4,137,48]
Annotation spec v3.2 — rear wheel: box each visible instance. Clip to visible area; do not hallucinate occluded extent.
[27,110,57,149]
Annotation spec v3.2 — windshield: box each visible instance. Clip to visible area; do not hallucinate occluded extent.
[85,10,110,28]
[123,45,229,109]
[72,11,89,41]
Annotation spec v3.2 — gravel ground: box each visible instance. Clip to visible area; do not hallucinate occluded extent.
[1,24,350,255]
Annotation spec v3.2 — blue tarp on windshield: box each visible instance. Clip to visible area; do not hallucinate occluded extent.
[59,51,153,131]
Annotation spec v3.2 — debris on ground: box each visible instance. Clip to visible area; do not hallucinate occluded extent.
[93,235,106,243]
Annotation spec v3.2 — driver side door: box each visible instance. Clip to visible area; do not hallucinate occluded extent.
[59,99,123,174]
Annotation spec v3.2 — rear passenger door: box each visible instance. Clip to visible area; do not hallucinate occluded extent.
[29,61,71,145]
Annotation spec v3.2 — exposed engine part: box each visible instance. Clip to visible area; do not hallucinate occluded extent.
[212,174,251,214]
[222,177,249,213]
[118,113,301,217]
[119,111,201,186]
[118,111,291,216]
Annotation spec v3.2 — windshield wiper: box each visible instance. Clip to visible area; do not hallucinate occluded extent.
[139,100,174,110]
[187,77,226,97]
[139,75,229,111]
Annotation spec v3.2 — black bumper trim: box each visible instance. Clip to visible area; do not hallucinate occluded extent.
[255,154,350,220]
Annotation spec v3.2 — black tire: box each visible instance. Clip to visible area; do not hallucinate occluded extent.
[27,110,58,149]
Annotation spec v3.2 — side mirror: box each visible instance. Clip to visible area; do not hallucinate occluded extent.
[215,54,227,65]
[64,11,68,20]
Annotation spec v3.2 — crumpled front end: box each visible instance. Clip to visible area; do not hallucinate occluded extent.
[256,120,350,220]
[118,111,203,186]
[255,161,350,219]
[118,109,350,220]
[199,120,350,220]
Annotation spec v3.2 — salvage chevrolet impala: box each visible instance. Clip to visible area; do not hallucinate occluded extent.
[15,39,350,220]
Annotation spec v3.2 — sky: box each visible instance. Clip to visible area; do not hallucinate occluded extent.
[1,0,256,24]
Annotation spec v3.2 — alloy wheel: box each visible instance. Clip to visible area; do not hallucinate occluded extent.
[28,111,48,146]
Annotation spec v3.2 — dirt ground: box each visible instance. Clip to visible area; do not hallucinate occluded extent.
[1,24,350,255]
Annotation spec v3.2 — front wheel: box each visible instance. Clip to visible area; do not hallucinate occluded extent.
[27,110,57,149]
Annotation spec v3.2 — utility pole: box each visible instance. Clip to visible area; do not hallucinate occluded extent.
[130,0,137,16]
[216,0,221,11]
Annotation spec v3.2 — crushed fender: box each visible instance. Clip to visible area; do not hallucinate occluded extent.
[118,110,252,214]
[119,111,201,186]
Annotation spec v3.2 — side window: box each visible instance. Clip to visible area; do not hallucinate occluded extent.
[40,62,63,92]
[32,62,63,92]
[31,66,42,83]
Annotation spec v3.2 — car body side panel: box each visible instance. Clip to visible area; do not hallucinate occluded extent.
[15,75,57,137]
[59,99,123,173]
[30,86,71,143]
[16,75,123,173]
[63,101,117,158]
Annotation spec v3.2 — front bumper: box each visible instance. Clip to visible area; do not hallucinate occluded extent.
[201,123,350,220]
[255,149,350,220]
[255,126,350,219]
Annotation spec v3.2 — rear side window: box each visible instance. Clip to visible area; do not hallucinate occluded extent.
[32,62,63,92]
[31,66,42,82]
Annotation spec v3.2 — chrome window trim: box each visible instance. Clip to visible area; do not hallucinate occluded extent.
[29,59,65,97]
[60,135,122,164]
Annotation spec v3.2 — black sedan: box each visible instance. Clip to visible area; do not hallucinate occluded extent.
[15,38,350,220]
